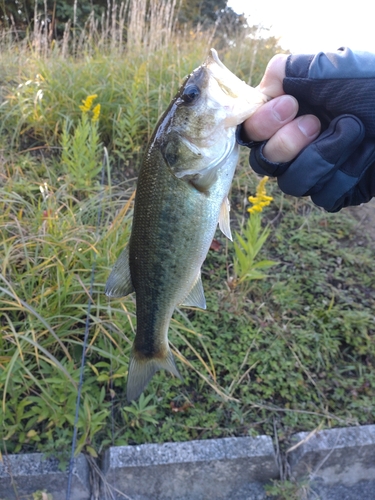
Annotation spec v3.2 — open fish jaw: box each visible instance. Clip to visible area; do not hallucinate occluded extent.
[204,48,269,125]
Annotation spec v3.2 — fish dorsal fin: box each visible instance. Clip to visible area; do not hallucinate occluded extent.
[180,272,206,309]
[105,246,135,298]
[219,196,232,241]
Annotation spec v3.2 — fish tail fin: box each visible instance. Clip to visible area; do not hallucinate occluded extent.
[126,347,183,402]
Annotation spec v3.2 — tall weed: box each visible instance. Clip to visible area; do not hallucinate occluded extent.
[0,152,134,458]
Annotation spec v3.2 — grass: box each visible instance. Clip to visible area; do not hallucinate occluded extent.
[0,13,374,483]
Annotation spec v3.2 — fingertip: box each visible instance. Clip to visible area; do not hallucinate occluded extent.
[242,95,298,142]
[297,115,321,138]
[272,95,299,122]
[263,114,321,163]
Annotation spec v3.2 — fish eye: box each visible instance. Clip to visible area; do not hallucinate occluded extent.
[181,84,200,104]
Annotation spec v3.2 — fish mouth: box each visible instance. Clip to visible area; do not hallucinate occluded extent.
[203,47,270,123]
[204,49,240,99]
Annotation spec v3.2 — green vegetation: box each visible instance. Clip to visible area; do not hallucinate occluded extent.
[0,2,374,484]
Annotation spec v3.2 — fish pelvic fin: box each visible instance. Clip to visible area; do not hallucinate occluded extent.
[126,347,183,402]
[219,196,232,241]
[105,246,134,298]
[180,271,206,309]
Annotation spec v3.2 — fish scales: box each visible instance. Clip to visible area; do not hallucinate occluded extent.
[130,145,225,362]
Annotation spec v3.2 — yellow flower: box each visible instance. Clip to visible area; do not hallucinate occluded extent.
[79,94,98,113]
[134,61,148,88]
[248,176,273,214]
[92,103,101,122]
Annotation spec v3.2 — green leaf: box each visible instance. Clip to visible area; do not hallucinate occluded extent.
[86,445,98,458]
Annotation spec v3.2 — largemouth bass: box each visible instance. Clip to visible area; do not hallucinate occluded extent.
[106,49,268,401]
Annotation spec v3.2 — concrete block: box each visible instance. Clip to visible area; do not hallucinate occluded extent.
[101,435,279,499]
[306,479,375,500]
[288,425,375,499]
[0,453,90,500]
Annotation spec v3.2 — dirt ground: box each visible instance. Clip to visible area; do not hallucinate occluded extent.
[347,198,375,242]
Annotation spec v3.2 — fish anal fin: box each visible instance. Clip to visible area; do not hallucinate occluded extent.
[219,196,232,241]
[126,348,183,402]
[180,272,206,309]
[105,246,134,298]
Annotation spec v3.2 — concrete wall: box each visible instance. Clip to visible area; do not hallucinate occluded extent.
[1,425,374,500]
[0,454,90,500]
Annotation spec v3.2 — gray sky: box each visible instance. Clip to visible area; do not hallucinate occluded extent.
[228,0,374,54]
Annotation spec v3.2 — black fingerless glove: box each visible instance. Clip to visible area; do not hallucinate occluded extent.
[243,47,375,212]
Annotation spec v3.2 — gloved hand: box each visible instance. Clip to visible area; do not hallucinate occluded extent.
[240,48,375,212]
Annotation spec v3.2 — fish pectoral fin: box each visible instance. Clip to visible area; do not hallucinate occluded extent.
[174,165,218,192]
[105,246,134,298]
[180,272,206,309]
[219,196,232,241]
[190,167,218,192]
[177,138,235,192]
[127,348,183,402]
